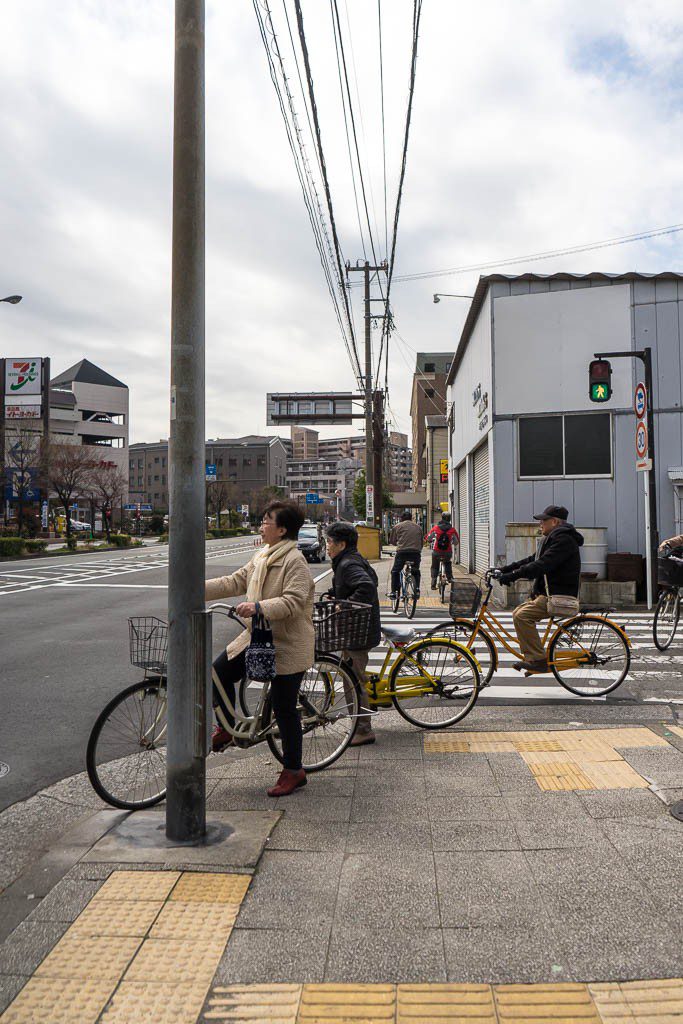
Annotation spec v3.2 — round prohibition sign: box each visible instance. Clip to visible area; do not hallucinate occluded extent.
[634,382,647,419]
[636,420,648,459]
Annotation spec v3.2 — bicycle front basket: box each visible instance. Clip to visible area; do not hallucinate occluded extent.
[449,580,482,617]
[658,555,683,588]
[129,616,168,673]
[313,600,372,654]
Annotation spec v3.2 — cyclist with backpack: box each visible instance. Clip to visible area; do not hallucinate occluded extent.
[425,512,458,590]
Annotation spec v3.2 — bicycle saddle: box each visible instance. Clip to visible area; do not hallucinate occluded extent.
[381,624,417,642]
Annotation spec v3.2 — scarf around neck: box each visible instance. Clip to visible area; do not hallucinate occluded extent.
[226,538,297,659]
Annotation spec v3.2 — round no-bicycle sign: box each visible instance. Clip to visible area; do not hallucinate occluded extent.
[636,420,648,459]
[634,382,647,419]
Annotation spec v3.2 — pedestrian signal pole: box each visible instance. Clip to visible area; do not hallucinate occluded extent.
[592,349,658,606]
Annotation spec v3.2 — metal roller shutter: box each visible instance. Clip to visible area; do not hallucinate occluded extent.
[473,441,490,576]
[457,462,468,570]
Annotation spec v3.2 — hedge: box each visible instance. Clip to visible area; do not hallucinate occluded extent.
[208,528,253,539]
[109,533,133,548]
[0,537,25,557]
[25,539,48,553]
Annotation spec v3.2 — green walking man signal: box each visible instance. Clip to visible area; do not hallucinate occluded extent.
[589,358,612,402]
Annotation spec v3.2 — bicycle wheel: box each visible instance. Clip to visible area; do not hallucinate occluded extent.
[390,638,480,729]
[654,589,680,651]
[549,615,630,697]
[423,619,496,686]
[238,674,266,718]
[403,576,417,619]
[86,680,167,810]
[266,656,360,772]
[392,586,401,614]
[438,575,447,604]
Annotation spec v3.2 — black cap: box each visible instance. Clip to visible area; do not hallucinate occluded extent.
[533,505,568,522]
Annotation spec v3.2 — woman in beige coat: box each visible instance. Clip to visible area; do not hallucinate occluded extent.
[205,500,315,797]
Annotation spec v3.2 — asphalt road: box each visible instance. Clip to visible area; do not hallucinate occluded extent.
[0,538,331,811]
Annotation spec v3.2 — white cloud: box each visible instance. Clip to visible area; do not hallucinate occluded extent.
[1,1,682,447]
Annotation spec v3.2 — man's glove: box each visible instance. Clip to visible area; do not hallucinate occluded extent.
[498,572,517,586]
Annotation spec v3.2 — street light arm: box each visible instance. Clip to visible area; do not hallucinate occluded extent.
[0,295,22,304]
[433,293,473,303]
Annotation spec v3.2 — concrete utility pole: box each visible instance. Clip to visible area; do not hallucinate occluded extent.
[167,0,206,842]
[372,389,384,532]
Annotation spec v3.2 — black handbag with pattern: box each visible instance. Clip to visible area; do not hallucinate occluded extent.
[244,609,276,682]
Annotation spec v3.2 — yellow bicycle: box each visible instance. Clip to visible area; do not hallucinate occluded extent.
[425,570,631,698]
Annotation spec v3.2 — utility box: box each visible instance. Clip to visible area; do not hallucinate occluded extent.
[356,525,381,562]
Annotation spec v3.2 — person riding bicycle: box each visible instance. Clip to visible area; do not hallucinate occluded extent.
[425,513,458,590]
[389,511,423,599]
[659,533,683,555]
[325,521,381,746]
[498,504,583,675]
[205,500,314,797]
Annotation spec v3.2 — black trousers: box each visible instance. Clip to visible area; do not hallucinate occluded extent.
[212,649,304,771]
[431,552,453,583]
[391,549,421,592]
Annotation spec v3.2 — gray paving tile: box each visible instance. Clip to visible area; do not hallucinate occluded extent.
[514,817,604,849]
[443,925,572,984]
[621,746,683,787]
[431,821,520,852]
[596,817,682,847]
[27,879,102,922]
[212,923,330,984]
[267,819,348,852]
[236,851,343,928]
[576,788,672,819]
[273,795,352,823]
[351,793,430,823]
[335,853,439,928]
[0,975,28,1015]
[503,790,587,820]
[424,766,500,797]
[0,920,67,975]
[206,779,273,812]
[434,852,542,929]
[326,926,446,983]
[346,821,433,853]
[559,916,683,981]
[428,795,510,821]
[486,753,540,793]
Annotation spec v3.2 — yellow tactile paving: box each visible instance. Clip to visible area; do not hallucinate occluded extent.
[100,981,211,1024]
[68,898,164,937]
[298,984,396,1022]
[149,900,240,939]
[169,871,251,904]
[124,938,228,985]
[92,869,181,902]
[397,983,497,1022]
[0,977,115,1024]
[205,984,302,1023]
[589,978,683,1021]
[424,728,673,792]
[495,982,602,1022]
[34,934,142,982]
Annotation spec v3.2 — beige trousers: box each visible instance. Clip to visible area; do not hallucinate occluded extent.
[341,649,374,733]
[512,595,549,662]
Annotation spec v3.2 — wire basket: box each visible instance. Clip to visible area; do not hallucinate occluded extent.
[129,616,168,673]
[449,580,482,618]
[313,600,373,654]
[658,555,683,588]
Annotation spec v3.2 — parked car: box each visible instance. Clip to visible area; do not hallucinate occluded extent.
[69,519,90,532]
[297,524,326,563]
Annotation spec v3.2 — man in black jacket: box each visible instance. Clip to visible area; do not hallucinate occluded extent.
[498,505,583,674]
[326,521,381,745]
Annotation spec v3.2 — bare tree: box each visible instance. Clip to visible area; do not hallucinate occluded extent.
[206,479,231,529]
[88,462,128,541]
[4,426,44,535]
[46,443,96,547]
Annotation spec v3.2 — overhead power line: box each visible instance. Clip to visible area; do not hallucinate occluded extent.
[393,222,683,283]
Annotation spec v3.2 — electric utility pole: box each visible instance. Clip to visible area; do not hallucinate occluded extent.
[167,0,207,842]
[346,260,387,528]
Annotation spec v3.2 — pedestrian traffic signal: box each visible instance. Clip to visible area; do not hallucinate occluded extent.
[589,359,612,402]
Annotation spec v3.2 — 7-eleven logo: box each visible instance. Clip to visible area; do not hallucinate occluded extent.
[7,359,39,393]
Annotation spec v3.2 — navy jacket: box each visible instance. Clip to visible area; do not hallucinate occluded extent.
[504,523,584,598]
[329,548,381,649]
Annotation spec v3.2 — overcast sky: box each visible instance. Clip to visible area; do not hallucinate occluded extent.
[1,1,683,445]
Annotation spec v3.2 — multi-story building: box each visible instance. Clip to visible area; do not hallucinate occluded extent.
[129,435,288,512]
[424,416,449,527]
[410,353,452,489]
[386,431,412,491]
[291,427,319,460]
[50,359,129,476]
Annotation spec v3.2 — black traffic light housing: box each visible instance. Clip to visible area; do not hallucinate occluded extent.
[589,359,612,402]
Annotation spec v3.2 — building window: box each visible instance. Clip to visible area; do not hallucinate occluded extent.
[138,459,143,468]
[257,456,266,467]
[161,475,166,485]
[229,458,237,467]
[154,475,159,482]
[424,362,435,373]
[519,414,612,479]
[162,457,166,467]
[425,388,435,397]
[155,457,159,464]
[243,457,252,467]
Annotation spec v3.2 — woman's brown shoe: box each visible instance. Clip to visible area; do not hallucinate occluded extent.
[267,769,307,797]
